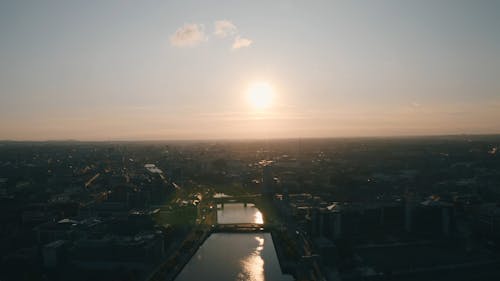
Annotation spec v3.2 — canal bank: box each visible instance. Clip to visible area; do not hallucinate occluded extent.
[175,203,293,281]
[149,202,296,281]
[147,225,212,281]
[175,232,293,281]
[271,230,299,277]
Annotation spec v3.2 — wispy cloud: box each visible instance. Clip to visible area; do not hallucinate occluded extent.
[170,23,206,47]
[232,36,252,49]
[214,20,237,38]
[170,21,252,50]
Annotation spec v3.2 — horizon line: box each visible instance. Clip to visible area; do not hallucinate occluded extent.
[1,132,500,143]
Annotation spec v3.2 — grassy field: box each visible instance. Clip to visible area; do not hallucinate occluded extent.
[154,206,197,226]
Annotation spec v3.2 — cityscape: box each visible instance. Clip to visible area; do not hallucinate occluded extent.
[1,1,500,280]
[1,136,500,280]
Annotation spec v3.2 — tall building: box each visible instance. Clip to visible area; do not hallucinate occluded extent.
[262,164,274,198]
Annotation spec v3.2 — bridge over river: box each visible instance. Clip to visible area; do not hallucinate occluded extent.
[213,193,261,207]
[148,199,282,281]
[213,197,269,232]
[173,200,293,281]
[214,223,268,232]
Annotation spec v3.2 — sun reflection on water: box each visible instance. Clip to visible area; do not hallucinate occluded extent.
[238,236,265,281]
[254,211,264,224]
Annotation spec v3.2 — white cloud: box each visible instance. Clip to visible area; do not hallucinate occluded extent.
[214,20,237,38]
[169,20,253,50]
[170,23,206,47]
[232,36,253,49]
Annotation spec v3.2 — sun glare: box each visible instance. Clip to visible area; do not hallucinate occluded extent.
[246,82,274,110]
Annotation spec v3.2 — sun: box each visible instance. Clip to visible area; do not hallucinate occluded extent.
[246,82,274,110]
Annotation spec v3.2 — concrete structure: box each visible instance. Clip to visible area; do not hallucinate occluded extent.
[43,240,66,268]
[262,164,274,197]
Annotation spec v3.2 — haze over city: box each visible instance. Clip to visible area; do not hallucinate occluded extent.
[1,0,499,141]
[3,2,500,281]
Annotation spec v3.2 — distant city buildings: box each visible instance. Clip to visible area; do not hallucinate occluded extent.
[1,137,500,280]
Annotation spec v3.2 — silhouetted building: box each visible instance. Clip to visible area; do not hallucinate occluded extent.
[42,240,66,268]
[262,164,274,198]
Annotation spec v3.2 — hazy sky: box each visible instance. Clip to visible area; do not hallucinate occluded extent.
[1,0,499,140]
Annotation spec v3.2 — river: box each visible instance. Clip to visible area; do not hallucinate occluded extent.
[175,203,293,281]
[217,203,264,224]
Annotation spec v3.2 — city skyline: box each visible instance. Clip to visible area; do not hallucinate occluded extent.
[1,0,500,140]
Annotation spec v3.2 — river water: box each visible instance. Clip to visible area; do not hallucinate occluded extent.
[175,203,293,281]
[217,203,264,225]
